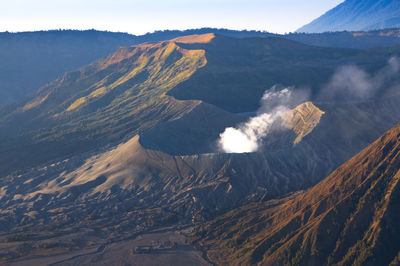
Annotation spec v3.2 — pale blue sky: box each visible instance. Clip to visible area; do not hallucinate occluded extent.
[1,0,344,34]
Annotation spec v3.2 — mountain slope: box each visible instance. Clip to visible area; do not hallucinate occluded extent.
[1,98,399,233]
[0,30,139,106]
[0,102,331,245]
[3,33,397,176]
[297,0,400,33]
[4,28,400,109]
[2,33,400,178]
[4,28,400,108]
[0,35,213,175]
[0,34,399,196]
[192,123,400,266]
[1,94,400,264]
[0,29,274,108]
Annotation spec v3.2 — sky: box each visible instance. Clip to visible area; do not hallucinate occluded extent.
[1,0,344,35]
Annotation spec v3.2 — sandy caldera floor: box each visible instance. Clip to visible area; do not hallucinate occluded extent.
[3,227,211,266]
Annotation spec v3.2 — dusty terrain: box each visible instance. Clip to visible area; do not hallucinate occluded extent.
[2,227,210,266]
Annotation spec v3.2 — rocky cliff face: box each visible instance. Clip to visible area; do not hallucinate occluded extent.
[283,101,325,145]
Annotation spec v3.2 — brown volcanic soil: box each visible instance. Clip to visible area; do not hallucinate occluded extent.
[192,124,400,266]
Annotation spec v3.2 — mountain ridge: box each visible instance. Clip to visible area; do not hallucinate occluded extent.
[3,27,400,109]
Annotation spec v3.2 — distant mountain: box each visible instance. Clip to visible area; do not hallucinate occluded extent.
[192,123,400,266]
[297,0,400,33]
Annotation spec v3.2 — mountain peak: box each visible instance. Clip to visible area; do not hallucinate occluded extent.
[170,33,216,44]
[297,0,400,33]
[283,101,325,144]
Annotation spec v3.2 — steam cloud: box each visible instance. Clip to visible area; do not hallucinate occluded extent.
[218,86,309,153]
[218,57,400,154]
[319,56,400,102]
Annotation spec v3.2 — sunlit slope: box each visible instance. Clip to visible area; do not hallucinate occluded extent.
[192,123,400,266]
[0,36,211,175]
[0,29,267,107]
[22,40,207,115]
[3,28,400,108]
[0,30,141,106]
[283,101,325,145]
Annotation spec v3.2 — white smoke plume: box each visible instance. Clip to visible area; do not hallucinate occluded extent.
[218,57,400,154]
[218,86,309,153]
[319,56,400,102]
